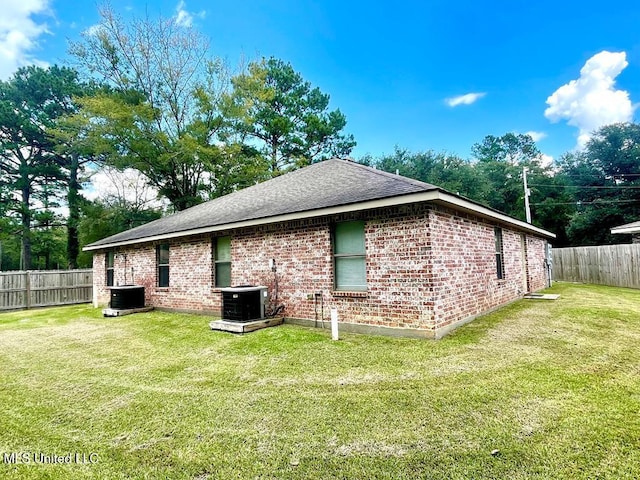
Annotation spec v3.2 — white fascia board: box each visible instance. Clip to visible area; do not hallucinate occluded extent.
[83,190,555,251]
[434,191,556,239]
[611,226,640,235]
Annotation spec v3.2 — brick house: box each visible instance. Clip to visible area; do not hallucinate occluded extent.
[84,159,555,338]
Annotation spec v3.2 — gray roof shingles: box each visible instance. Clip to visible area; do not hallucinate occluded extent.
[86,159,439,248]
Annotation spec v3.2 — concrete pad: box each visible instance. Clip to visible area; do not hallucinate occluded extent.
[103,306,154,317]
[210,317,284,334]
[523,294,560,300]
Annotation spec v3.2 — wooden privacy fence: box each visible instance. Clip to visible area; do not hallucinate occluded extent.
[0,269,93,311]
[553,244,640,289]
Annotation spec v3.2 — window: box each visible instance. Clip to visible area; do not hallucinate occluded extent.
[214,236,231,288]
[495,227,505,280]
[157,244,170,287]
[333,221,366,291]
[106,251,114,286]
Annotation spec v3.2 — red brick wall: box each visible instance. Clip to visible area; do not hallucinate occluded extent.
[363,207,433,328]
[92,203,550,336]
[427,207,529,331]
[93,236,221,313]
[232,218,332,320]
[230,206,434,329]
[92,252,106,307]
[526,235,549,291]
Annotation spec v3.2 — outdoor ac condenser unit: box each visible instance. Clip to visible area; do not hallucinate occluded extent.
[109,285,145,310]
[219,286,268,322]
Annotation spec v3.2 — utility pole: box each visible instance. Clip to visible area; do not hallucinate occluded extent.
[523,166,532,223]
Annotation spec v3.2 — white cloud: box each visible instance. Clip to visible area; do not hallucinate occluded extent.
[525,131,547,142]
[540,153,554,168]
[84,24,104,37]
[445,92,486,107]
[174,1,205,28]
[84,167,167,211]
[545,51,635,149]
[0,0,51,79]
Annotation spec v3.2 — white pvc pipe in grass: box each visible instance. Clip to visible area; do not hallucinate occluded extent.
[331,308,339,341]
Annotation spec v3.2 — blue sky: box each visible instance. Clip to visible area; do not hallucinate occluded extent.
[3,0,640,164]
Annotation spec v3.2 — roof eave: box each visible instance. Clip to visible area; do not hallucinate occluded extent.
[433,191,555,239]
[611,227,640,235]
[83,190,555,252]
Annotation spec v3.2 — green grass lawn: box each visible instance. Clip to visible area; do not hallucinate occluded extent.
[1,282,640,479]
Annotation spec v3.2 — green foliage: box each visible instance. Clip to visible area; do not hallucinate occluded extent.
[30,226,68,270]
[471,132,541,165]
[370,126,640,247]
[527,170,575,246]
[0,65,84,269]
[2,4,360,266]
[0,217,68,271]
[371,147,483,199]
[560,123,640,245]
[224,57,356,176]
[46,78,100,269]
[471,133,544,218]
[373,135,546,222]
[76,200,162,268]
[0,218,21,271]
[369,134,577,245]
[7,0,640,259]
[69,3,232,211]
[470,133,575,244]
[70,90,223,210]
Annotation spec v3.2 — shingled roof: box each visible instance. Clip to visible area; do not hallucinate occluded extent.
[84,158,554,251]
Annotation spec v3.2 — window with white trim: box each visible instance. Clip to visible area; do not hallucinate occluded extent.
[333,221,366,291]
[214,236,231,288]
[157,244,170,287]
[106,251,114,286]
[495,227,505,280]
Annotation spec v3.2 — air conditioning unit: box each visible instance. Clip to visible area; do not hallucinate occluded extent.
[109,285,145,309]
[220,286,268,322]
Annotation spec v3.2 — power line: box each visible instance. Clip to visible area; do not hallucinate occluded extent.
[529,183,640,189]
[530,199,639,206]
[559,173,640,178]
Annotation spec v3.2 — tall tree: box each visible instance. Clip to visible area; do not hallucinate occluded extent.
[525,163,575,247]
[69,3,231,210]
[0,181,20,270]
[47,74,99,269]
[371,147,483,200]
[471,132,542,166]
[471,132,575,240]
[471,133,543,219]
[0,66,79,269]
[560,123,640,245]
[74,167,165,268]
[224,57,356,176]
[31,174,67,270]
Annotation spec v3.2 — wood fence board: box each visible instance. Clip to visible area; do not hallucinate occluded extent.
[553,244,640,289]
[0,270,93,311]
